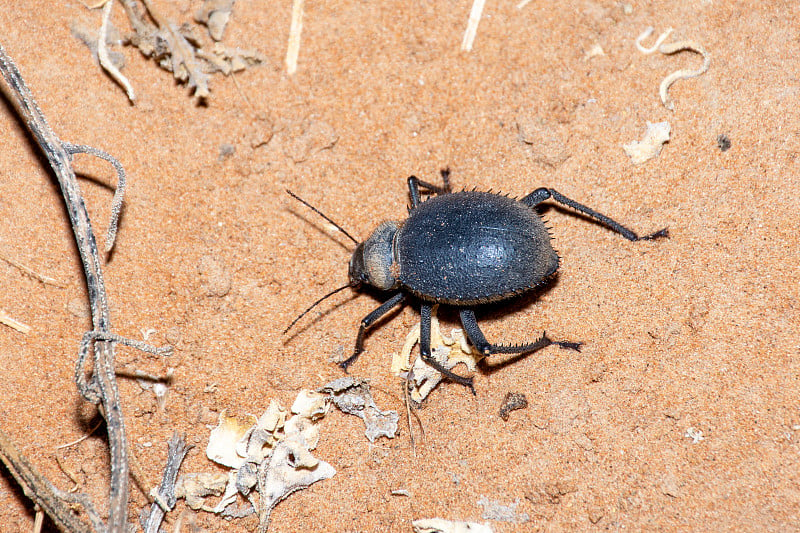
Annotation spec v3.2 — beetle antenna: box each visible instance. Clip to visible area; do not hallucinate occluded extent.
[286,189,360,245]
[284,282,354,335]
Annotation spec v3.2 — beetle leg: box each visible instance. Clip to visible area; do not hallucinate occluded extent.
[407,170,453,208]
[520,188,669,241]
[340,293,406,371]
[419,304,476,394]
[439,167,452,190]
[459,309,583,356]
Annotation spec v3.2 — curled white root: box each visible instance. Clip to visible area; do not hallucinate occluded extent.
[657,39,710,111]
[635,26,673,54]
[636,27,710,111]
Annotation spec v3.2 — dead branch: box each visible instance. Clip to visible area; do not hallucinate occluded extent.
[0,40,165,532]
[142,433,192,533]
[0,428,96,532]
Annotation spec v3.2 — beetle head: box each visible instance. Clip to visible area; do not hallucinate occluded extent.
[349,221,399,290]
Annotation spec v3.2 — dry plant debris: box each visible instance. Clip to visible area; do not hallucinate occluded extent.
[0,252,65,287]
[0,427,104,533]
[194,0,235,41]
[623,121,671,165]
[184,382,397,529]
[413,518,494,533]
[205,410,259,469]
[0,40,172,532]
[99,0,136,102]
[175,472,228,511]
[256,433,335,532]
[583,43,605,61]
[498,392,528,421]
[321,377,399,442]
[476,496,530,523]
[0,308,30,334]
[184,391,338,531]
[685,426,705,443]
[286,0,304,74]
[635,27,710,111]
[141,433,192,533]
[393,305,483,402]
[134,367,173,412]
[75,0,265,101]
[461,0,487,52]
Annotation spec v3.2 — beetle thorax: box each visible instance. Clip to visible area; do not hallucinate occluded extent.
[348,221,400,290]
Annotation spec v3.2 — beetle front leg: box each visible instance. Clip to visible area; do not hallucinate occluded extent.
[521,188,668,241]
[419,303,476,394]
[340,293,406,371]
[459,309,582,357]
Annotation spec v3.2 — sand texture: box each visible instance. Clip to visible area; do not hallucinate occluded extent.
[0,1,798,531]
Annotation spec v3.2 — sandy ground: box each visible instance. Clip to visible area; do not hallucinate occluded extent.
[0,1,798,531]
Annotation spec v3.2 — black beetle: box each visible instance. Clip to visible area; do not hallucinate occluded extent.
[287,170,667,393]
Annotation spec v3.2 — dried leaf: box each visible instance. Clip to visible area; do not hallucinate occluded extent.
[321,377,399,442]
[206,410,257,469]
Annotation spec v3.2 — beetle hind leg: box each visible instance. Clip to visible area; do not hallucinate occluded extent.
[407,169,453,208]
[492,334,584,354]
[521,187,669,241]
[459,309,582,356]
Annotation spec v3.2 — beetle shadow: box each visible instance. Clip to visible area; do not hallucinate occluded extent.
[535,202,618,235]
[357,284,407,333]
[286,207,357,254]
[73,169,125,261]
[464,273,572,375]
[283,289,360,342]
[284,285,407,364]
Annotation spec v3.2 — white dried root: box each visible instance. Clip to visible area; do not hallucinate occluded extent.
[657,39,710,111]
[635,26,674,54]
[635,27,710,111]
[285,0,304,74]
[0,309,30,334]
[98,0,136,103]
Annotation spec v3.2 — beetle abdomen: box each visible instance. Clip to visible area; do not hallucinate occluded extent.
[396,191,558,305]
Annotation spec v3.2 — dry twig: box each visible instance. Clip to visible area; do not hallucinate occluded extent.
[0,308,30,334]
[142,433,192,533]
[461,0,486,52]
[0,39,128,531]
[286,0,304,74]
[98,0,136,103]
[0,428,99,532]
[0,253,65,287]
[0,40,168,532]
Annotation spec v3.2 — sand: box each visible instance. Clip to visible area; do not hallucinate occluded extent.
[0,1,798,531]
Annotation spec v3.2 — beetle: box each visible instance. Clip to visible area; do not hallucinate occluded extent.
[286,169,668,393]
